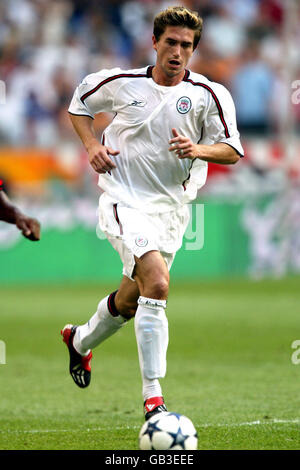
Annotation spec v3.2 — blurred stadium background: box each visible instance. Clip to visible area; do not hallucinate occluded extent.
[0,0,299,283]
[1,0,300,451]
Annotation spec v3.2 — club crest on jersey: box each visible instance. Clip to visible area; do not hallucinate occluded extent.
[135,236,148,247]
[176,96,192,114]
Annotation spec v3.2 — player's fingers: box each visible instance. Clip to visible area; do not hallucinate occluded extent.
[169,138,180,147]
[169,134,183,144]
[25,220,41,241]
[106,147,120,157]
[22,227,31,237]
[101,152,117,169]
[174,148,186,158]
[169,140,189,152]
[90,159,101,173]
[177,146,195,159]
[91,153,115,172]
[169,138,183,151]
[177,150,188,158]
[91,161,108,174]
[18,217,40,240]
[169,135,189,147]
[169,141,193,158]
[175,142,190,153]
[169,128,183,146]
[30,220,41,240]
[16,218,31,236]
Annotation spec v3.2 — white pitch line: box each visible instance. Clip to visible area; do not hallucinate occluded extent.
[1,419,299,434]
[0,425,140,434]
[199,418,300,428]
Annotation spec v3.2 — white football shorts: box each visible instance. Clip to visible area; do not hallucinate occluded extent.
[98,193,190,280]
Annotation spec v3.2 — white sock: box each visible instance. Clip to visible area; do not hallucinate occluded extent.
[73,295,126,356]
[134,296,168,401]
[143,378,162,401]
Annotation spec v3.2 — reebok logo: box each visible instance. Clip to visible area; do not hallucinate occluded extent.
[129,100,146,107]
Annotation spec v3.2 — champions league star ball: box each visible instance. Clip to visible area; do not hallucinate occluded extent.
[139,412,198,450]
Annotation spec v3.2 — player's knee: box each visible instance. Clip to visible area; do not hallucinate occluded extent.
[134,252,169,300]
[147,276,169,300]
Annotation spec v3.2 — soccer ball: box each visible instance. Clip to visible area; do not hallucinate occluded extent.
[139,412,198,450]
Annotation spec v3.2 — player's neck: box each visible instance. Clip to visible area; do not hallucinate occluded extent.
[151,66,185,87]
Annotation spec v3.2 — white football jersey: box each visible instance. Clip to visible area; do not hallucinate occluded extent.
[69,66,244,213]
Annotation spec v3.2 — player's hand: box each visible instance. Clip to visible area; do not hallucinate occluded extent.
[15,213,41,241]
[87,142,120,174]
[168,128,197,160]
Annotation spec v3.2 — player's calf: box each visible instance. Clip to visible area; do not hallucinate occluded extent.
[114,296,138,319]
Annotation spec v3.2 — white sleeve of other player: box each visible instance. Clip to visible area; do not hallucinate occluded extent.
[203,83,244,157]
[68,69,119,119]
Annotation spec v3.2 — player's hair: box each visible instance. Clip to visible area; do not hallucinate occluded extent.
[153,6,203,50]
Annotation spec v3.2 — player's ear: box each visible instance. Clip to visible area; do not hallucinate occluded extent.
[152,34,158,51]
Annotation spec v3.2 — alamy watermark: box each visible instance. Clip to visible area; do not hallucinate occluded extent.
[0,80,6,105]
[96,203,204,251]
[184,203,204,251]
[0,340,6,364]
[291,80,300,105]
[291,340,300,365]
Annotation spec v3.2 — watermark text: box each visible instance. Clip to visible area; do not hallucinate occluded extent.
[291,340,300,365]
[0,340,6,364]
[0,80,6,105]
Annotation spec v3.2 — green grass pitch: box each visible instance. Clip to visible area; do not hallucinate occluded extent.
[0,278,299,450]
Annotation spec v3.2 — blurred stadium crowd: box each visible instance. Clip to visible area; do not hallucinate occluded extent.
[0,0,299,201]
[0,0,299,147]
[0,0,300,279]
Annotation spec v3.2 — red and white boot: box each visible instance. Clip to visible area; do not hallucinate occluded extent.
[61,324,92,389]
[144,396,167,421]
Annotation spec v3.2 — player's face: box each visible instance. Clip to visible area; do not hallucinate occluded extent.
[152,26,195,79]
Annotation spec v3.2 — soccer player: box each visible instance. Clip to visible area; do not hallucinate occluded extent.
[0,179,40,241]
[62,6,244,420]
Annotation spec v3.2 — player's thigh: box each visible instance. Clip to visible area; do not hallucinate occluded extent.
[133,250,169,299]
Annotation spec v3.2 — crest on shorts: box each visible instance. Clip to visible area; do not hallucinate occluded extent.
[135,236,148,247]
[176,96,192,114]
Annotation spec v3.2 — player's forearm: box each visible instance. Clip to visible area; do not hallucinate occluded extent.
[0,192,20,224]
[69,113,99,152]
[169,130,240,164]
[195,143,240,164]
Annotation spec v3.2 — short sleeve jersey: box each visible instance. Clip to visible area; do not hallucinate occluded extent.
[69,66,244,213]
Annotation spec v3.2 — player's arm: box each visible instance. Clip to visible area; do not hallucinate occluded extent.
[68,69,120,174]
[169,83,244,164]
[168,128,239,164]
[69,114,119,174]
[0,191,41,241]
